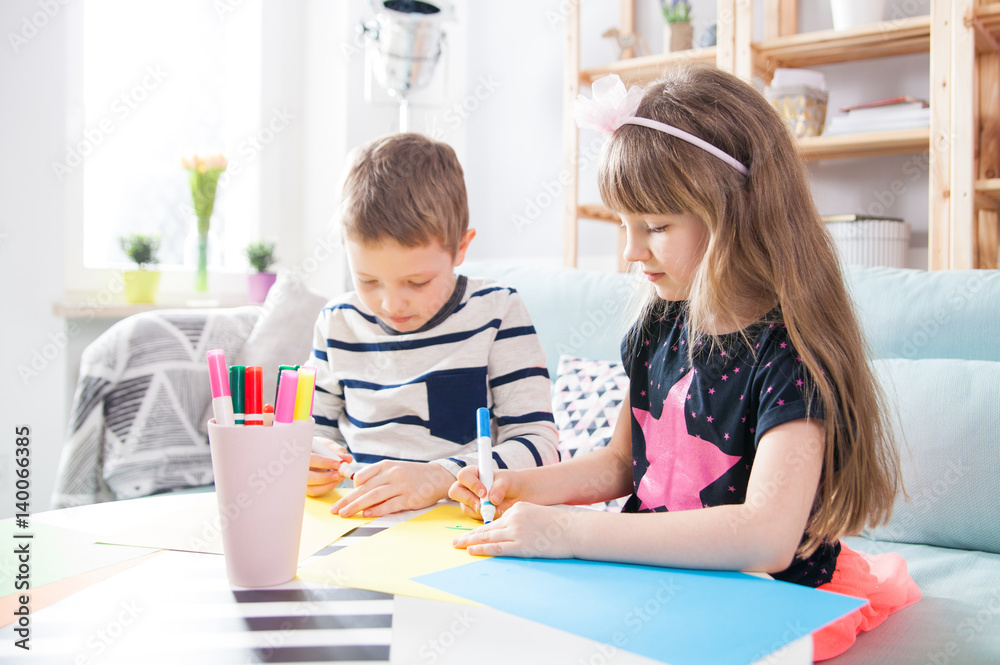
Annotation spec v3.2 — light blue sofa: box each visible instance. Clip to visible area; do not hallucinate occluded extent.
[464,262,1000,665]
[58,262,1000,663]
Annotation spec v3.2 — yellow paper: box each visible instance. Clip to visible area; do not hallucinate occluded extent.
[296,504,487,604]
[99,489,369,561]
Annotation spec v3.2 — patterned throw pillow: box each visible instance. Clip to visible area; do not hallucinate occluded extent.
[551,355,630,511]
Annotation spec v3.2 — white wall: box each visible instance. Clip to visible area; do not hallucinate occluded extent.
[0,0,933,519]
[0,0,71,518]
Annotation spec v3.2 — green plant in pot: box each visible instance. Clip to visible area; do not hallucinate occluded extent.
[660,0,693,53]
[245,239,277,303]
[119,232,162,304]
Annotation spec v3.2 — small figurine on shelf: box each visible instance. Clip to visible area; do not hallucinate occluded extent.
[660,0,693,53]
[118,232,161,304]
[602,27,650,59]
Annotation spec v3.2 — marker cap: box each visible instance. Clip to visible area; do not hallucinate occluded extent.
[207,350,231,398]
[476,407,490,440]
[294,367,316,421]
[274,369,298,424]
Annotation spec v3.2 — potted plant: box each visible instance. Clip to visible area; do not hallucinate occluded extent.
[245,239,277,303]
[119,232,162,304]
[660,0,693,53]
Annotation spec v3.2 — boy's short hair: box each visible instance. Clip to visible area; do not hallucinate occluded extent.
[340,132,469,255]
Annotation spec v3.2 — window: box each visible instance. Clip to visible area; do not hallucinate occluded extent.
[78,0,261,272]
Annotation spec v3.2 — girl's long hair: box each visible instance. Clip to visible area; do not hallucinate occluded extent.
[598,63,900,556]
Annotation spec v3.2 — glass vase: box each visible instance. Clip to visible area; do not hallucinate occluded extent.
[195,229,209,292]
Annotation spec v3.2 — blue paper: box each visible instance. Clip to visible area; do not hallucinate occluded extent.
[415,558,866,665]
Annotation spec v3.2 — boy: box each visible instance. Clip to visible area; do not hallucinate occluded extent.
[305,133,558,518]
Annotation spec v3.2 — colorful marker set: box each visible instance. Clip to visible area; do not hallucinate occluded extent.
[206,349,315,428]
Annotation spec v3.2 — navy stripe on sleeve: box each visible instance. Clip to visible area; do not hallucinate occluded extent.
[491,451,508,470]
[495,325,537,341]
[497,411,555,426]
[448,457,468,468]
[351,451,435,464]
[510,436,543,467]
[312,348,329,362]
[490,367,549,388]
[314,414,340,428]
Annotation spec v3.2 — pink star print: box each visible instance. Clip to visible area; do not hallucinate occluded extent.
[633,370,741,512]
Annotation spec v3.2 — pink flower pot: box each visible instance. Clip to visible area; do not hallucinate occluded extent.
[247,272,277,303]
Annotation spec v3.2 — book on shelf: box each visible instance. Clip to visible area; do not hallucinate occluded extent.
[824,96,930,136]
[823,214,904,223]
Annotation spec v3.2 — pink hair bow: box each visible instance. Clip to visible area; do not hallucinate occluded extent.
[573,74,644,135]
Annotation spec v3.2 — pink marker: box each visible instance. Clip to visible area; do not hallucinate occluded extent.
[206,349,235,426]
[274,369,298,425]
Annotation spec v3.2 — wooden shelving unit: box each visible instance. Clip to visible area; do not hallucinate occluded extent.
[563,0,1000,271]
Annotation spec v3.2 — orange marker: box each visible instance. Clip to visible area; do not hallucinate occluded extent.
[262,403,274,427]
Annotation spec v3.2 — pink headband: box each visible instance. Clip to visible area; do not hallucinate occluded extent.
[573,74,749,176]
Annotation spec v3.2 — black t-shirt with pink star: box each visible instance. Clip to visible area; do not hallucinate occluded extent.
[620,301,839,587]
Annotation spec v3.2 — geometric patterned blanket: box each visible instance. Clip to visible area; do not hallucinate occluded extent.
[51,307,261,509]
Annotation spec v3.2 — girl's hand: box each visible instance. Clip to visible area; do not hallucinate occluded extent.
[330,461,454,518]
[451,503,580,558]
[307,440,354,497]
[448,466,523,521]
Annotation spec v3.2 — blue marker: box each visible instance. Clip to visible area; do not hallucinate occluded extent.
[476,407,496,523]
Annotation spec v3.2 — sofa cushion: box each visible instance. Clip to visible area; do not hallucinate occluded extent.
[837,536,1000,665]
[551,355,629,511]
[462,263,634,376]
[552,355,629,461]
[864,358,1000,554]
[843,266,1000,362]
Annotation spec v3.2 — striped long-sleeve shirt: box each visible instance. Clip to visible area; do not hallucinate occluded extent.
[304,275,559,477]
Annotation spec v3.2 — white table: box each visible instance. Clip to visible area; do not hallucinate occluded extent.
[0,493,812,664]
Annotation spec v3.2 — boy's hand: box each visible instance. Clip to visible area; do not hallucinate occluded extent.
[307,440,354,497]
[330,461,454,518]
[451,503,579,558]
[448,466,523,521]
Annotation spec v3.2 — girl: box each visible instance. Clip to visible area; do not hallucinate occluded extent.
[449,64,920,660]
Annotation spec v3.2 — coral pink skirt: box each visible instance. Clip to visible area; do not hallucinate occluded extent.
[812,542,921,661]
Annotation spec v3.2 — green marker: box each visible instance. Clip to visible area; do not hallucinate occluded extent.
[229,365,246,426]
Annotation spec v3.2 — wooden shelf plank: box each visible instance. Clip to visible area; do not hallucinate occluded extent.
[756,15,931,69]
[975,178,1000,201]
[578,204,619,223]
[977,3,1000,39]
[797,128,929,161]
[579,48,718,86]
